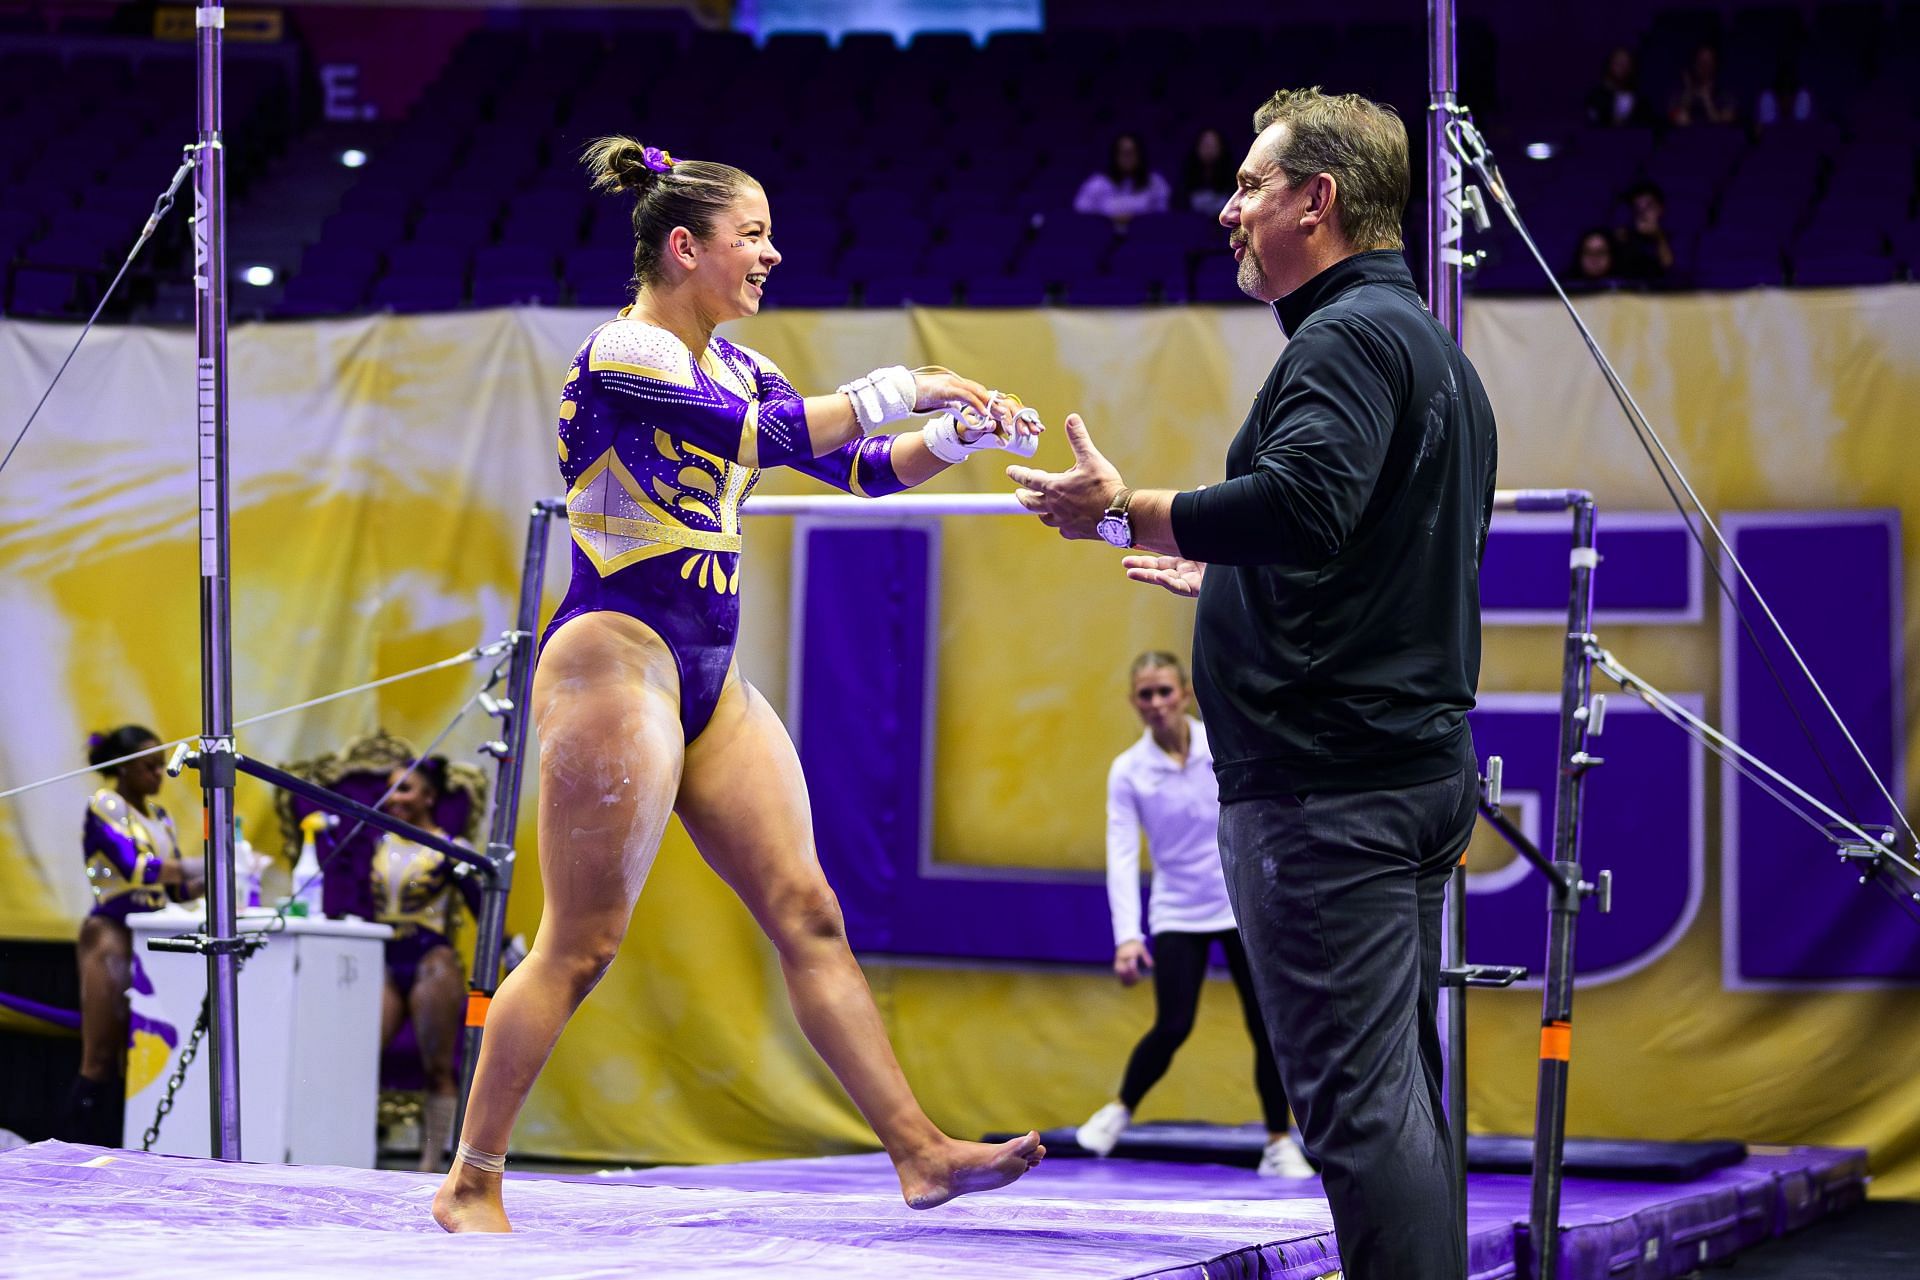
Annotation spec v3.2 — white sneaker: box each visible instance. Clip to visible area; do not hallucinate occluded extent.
[1258,1133,1316,1178]
[1074,1102,1132,1156]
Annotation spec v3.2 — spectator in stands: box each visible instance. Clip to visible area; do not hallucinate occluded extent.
[1180,127,1235,215]
[1614,181,1675,282]
[1669,44,1738,126]
[1568,228,1621,289]
[1585,46,1653,128]
[1755,57,1814,127]
[1075,132,1171,229]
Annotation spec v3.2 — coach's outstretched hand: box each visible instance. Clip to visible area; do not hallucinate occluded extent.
[1007,413,1124,540]
[1122,555,1206,597]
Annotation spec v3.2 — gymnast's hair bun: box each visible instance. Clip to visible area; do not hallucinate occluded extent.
[579,138,754,291]
[582,135,677,197]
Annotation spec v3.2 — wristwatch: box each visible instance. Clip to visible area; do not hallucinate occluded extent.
[1095,487,1135,548]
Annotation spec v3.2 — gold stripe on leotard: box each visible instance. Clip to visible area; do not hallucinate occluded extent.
[735,398,760,469]
[568,510,742,553]
[568,526,680,575]
[567,447,741,575]
[718,455,752,535]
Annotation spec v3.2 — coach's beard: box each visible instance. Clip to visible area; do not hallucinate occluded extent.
[1232,233,1267,299]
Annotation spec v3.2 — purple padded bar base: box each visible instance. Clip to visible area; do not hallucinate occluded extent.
[0,1138,1866,1280]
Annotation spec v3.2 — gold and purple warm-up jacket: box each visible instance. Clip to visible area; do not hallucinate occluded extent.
[81,790,181,922]
[368,832,480,945]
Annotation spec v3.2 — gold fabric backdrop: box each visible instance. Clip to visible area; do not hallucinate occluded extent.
[1,288,1915,1190]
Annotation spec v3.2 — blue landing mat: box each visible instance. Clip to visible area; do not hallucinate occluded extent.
[1014,1120,1750,1180]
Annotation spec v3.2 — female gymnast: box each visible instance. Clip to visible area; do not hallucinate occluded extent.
[70,725,201,1145]
[371,758,479,1171]
[435,137,1045,1231]
[1075,654,1313,1179]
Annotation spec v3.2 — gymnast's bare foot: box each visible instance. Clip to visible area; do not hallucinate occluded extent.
[896,1131,1046,1209]
[432,1163,511,1233]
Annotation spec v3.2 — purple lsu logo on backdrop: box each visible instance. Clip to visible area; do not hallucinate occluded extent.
[1717,512,1912,988]
[793,510,1907,989]
[1464,694,1704,983]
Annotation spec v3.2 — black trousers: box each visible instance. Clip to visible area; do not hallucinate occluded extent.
[1117,927,1292,1134]
[1218,761,1477,1280]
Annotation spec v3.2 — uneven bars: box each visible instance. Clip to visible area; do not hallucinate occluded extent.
[739,488,1584,518]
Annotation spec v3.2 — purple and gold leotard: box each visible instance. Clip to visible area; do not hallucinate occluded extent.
[82,789,182,922]
[545,313,908,739]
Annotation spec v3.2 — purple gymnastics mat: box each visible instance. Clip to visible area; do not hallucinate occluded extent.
[0,1140,1864,1279]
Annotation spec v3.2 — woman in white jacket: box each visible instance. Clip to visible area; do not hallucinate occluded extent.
[1076,652,1313,1178]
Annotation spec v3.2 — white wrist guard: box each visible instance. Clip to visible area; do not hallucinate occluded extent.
[921,408,1040,464]
[838,365,917,433]
[920,413,975,464]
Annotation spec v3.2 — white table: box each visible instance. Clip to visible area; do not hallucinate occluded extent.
[124,907,392,1166]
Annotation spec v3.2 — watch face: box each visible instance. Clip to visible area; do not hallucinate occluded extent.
[1096,513,1130,547]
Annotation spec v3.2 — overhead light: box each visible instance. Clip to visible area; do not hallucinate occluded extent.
[1525,142,1555,160]
[339,148,368,168]
[242,265,276,287]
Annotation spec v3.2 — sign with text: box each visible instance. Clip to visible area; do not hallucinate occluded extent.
[795,510,1905,990]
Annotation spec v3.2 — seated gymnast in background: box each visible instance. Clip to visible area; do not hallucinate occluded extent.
[435,136,1047,1232]
[1076,653,1314,1179]
[370,757,481,1172]
[69,725,203,1146]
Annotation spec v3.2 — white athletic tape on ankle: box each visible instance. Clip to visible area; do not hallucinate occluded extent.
[838,366,916,433]
[457,1142,507,1174]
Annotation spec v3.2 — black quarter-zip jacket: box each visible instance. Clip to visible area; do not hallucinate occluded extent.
[1169,250,1499,801]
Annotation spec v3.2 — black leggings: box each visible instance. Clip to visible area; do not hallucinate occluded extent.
[1117,928,1292,1133]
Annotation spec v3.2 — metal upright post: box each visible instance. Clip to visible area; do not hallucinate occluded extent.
[453,499,561,1136]
[1427,0,1466,336]
[1445,839,1469,1226]
[191,0,243,1162]
[1528,496,1600,1277]
[1425,0,1470,1244]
